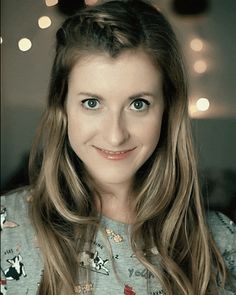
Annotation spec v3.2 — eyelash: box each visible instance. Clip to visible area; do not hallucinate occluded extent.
[81,98,100,110]
[81,98,151,111]
[130,98,150,111]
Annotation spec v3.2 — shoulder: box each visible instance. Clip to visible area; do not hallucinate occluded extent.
[206,211,235,242]
[206,211,236,274]
[207,210,235,232]
[1,188,43,294]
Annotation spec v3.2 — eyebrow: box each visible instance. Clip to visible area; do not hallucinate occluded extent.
[77,91,156,100]
[128,92,156,100]
[77,92,104,100]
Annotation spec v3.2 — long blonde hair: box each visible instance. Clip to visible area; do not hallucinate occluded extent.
[29,1,227,294]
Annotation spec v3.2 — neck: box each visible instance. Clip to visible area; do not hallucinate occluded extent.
[94,181,136,223]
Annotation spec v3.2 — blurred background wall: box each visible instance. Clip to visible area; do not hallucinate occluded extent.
[1,0,236,220]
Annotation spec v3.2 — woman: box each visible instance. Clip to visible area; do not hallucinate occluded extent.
[1,1,235,294]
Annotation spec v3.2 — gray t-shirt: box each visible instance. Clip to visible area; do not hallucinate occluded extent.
[1,190,235,295]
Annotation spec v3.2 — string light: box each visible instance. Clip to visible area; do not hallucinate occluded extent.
[45,0,58,6]
[190,38,204,52]
[38,16,52,29]
[196,97,210,111]
[193,60,207,73]
[18,38,32,52]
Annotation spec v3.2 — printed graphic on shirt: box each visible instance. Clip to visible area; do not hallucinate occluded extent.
[0,277,7,295]
[4,254,27,281]
[105,227,124,243]
[124,284,136,295]
[79,251,109,275]
[1,206,18,231]
[222,248,235,272]
[74,282,94,294]
[150,290,165,295]
[128,267,155,280]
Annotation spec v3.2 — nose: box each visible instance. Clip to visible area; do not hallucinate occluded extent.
[102,111,130,147]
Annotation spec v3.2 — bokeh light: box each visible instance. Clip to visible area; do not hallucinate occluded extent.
[38,16,52,29]
[190,38,204,51]
[45,0,58,6]
[18,38,32,52]
[194,60,207,73]
[0,37,3,44]
[188,104,197,117]
[196,97,210,111]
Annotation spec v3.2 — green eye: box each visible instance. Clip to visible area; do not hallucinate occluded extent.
[82,99,100,109]
[130,99,150,111]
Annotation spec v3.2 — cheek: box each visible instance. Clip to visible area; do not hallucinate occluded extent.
[67,115,96,150]
[67,121,78,153]
[145,127,161,150]
[67,115,83,149]
[137,115,163,147]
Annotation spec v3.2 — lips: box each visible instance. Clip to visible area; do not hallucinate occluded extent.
[93,146,136,160]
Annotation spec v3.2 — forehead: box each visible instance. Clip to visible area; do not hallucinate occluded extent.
[68,50,162,95]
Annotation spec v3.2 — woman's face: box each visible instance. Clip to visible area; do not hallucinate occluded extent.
[66,50,164,188]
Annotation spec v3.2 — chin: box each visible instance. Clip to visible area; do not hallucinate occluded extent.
[90,170,134,187]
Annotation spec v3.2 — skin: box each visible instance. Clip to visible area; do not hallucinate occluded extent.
[66,50,164,222]
[85,0,99,6]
